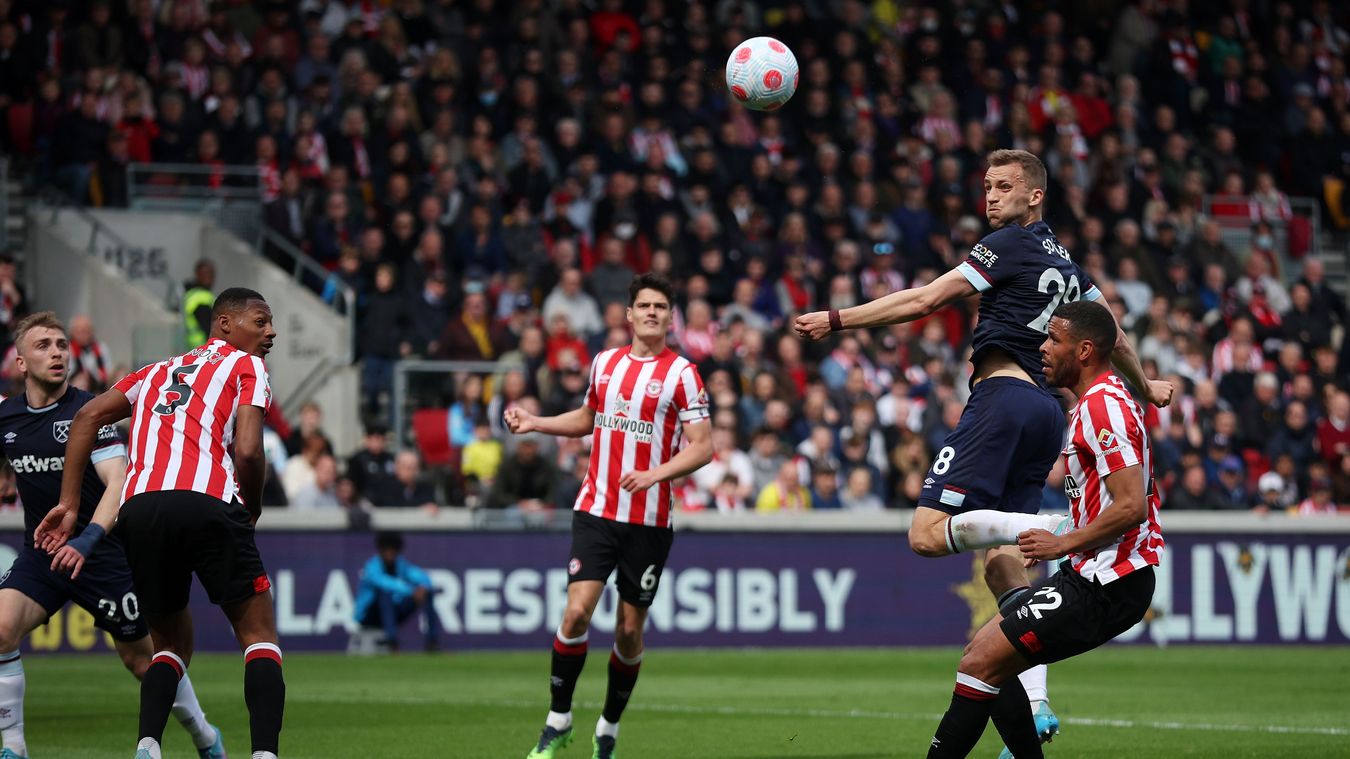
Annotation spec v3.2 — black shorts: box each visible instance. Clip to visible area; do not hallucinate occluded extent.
[1000,563,1155,665]
[0,546,148,641]
[116,490,270,616]
[919,378,1066,515]
[567,510,674,607]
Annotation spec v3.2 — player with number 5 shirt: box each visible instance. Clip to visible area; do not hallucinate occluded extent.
[41,288,285,759]
[796,149,1174,753]
[506,273,712,759]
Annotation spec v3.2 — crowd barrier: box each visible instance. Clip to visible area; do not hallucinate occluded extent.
[1,510,1346,653]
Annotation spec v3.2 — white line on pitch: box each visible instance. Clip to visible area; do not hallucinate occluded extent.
[293,693,1350,737]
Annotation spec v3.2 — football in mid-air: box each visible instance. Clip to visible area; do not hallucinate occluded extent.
[725,36,799,111]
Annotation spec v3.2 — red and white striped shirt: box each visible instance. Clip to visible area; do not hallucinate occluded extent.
[575,346,709,528]
[113,339,272,506]
[1062,373,1164,583]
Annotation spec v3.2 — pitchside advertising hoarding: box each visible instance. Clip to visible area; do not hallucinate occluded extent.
[1,528,1348,653]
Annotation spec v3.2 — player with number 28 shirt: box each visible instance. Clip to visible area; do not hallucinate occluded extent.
[796,149,1174,752]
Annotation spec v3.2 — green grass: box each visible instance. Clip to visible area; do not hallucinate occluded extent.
[17,646,1350,758]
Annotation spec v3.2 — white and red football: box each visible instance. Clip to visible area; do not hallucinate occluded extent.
[725,36,799,112]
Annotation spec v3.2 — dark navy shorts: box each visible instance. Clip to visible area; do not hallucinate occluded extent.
[919,377,1066,516]
[0,546,148,641]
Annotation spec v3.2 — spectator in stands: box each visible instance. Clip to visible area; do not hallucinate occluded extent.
[285,400,334,458]
[409,271,452,356]
[1237,373,1284,451]
[462,421,504,494]
[439,287,510,361]
[1170,464,1235,511]
[1283,283,1332,354]
[541,268,603,338]
[809,464,842,510]
[282,432,328,502]
[839,467,885,511]
[311,190,365,266]
[353,532,442,652]
[1317,392,1350,468]
[1297,258,1346,330]
[347,424,395,501]
[292,454,340,509]
[372,450,438,511]
[589,238,637,309]
[1269,401,1319,476]
[1253,472,1289,515]
[359,264,414,420]
[488,432,559,512]
[755,459,811,513]
[66,314,112,391]
[1294,477,1339,516]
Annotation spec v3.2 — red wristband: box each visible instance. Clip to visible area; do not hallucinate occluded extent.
[828,309,843,332]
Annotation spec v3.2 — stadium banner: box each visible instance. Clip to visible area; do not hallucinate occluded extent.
[2,530,1348,653]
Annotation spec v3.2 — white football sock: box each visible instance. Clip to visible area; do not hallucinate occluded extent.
[172,672,217,749]
[135,737,162,758]
[0,650,25,757]
[1019,665,1049,706]
[596,716,619,738]
[251,752,278,759]
[946,511,1067,552]
[546,710,572,730]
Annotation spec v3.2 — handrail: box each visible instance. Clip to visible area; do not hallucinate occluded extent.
[257,225,356,361]
[126,161,263,202]
[34,184,180,310]
[392,359,503,446]
[0,157,9,253]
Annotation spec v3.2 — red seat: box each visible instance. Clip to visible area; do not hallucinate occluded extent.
[6,102,34,155]
[411,408,456,468]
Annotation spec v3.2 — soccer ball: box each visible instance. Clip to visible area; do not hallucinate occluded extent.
[725,37,799,111]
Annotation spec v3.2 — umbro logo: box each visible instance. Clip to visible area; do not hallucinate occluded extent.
[924,477,935,485]
[2,432,14,444]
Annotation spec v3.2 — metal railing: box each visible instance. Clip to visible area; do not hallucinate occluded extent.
[1200,194,1324,278]
[391,360,502,449]
[257,225,356,361]
[126,162,264,245]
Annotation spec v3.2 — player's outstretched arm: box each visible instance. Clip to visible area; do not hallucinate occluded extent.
[619,418,713,493]
[54,390,132,524]
[1091,292,1174,408]
[235,404,267,524]
[504,405,596,439]
[1018,465,1148,564]
[47,456,128,579]
[794,268,976,340]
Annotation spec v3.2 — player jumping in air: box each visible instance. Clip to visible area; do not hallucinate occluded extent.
[506,273,713,759]
[926,299,1163,758]
[0,312,225,759]
[38,289,284,759]
[795,149,1173,751]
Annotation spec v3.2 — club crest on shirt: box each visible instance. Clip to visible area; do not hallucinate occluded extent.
[645,379,664,398]
[52,420,71,444]
[568,558,582,575]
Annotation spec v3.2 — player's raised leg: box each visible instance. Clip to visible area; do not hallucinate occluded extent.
[225,591,285,759]
[114,635,225,758]
[0,589,49,759]
[927,615,1043,759]
[528,579,605,759]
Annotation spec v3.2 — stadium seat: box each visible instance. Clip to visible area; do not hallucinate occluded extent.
[411,408,455,467]
[5,102,34,155]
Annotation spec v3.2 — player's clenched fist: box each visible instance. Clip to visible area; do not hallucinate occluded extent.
[1145,379,1175,408]
[793,311,833,341]
[503,407,535,434]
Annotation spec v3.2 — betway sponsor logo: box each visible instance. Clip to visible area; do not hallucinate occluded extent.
[10,455,63,474]
[595,413,655,441]
[274,567,856,637]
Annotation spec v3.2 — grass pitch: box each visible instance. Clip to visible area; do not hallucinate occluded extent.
[18,646,1350,758]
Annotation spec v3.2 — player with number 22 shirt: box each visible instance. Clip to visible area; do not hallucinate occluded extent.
[506,273,712,759]
[796,149,1174,752]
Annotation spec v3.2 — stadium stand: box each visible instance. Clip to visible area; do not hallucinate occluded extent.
[0,0,1347,516]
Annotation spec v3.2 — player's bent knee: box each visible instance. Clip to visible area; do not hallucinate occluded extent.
[560,605,592,637]
[908,524,950,557]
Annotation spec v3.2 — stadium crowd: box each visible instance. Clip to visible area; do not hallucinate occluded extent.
[1,0,1349,515]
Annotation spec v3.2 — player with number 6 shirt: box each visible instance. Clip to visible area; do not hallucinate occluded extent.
[795,149,1174,751]
[507,273,713,759]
